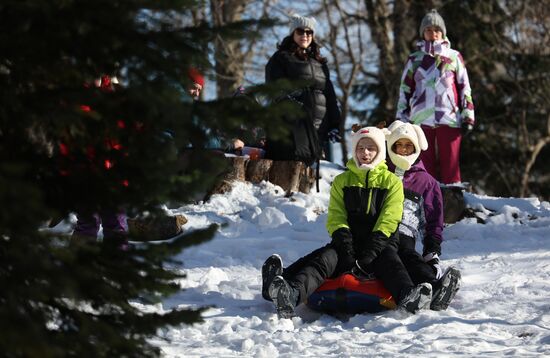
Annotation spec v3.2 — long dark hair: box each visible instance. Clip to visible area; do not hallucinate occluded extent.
[277,34,327,64]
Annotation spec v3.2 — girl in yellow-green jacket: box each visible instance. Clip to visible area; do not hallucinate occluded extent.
[261,126,433,318]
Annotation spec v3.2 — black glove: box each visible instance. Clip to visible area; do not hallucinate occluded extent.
[331,228,356,269]
[422,236,442,257]
[355,230,390,273]
[461,120,474,137]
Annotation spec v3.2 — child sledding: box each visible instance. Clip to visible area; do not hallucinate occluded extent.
[261,124,461,318]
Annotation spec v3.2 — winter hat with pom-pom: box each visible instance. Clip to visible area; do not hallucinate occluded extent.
[289,14,317,35]
[350,126,390,170]
[386,121,428,171]
[419,9,446,38]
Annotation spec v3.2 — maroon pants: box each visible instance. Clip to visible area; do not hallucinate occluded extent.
[420,125,462,184]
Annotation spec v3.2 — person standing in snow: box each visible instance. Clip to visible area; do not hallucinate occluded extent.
[261,126,433,318]
[386,120,461,310]
[395,9,475,185]
[264,14,341,166]
[69,75,128,246]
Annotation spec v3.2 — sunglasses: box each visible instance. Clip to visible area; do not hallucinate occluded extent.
[295,28,314,37]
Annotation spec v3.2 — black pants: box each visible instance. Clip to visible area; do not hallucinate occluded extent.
[398,235,437,285]
[282,243,415,304]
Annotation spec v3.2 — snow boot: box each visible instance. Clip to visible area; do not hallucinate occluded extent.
[431,266,461,311]
[261,254,283,301]
[398,282,433,314]
[268,275,299,319]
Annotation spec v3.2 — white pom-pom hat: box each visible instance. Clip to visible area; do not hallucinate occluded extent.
[351,126,390,170]
[386,121,428,170]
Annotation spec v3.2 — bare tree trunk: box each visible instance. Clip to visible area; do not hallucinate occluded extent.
[364,0,397,122]
[321,0,370,163]
[210,0,249,98]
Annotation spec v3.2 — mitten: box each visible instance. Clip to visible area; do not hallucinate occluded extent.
[327,128,342,143]
[424,252,443,279]
[331,228,355,269]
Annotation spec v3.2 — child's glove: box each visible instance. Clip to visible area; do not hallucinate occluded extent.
[424,252,443,279]
[331,228,356,270]
[327,129,341,143]
[422,237,441,257]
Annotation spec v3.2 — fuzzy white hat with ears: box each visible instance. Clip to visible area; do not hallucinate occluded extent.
[351,126,390,170]
[386,121,428,170]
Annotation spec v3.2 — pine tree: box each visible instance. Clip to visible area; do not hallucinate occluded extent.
[0,1,289,356]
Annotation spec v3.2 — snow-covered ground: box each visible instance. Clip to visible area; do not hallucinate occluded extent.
[144,161,550,357]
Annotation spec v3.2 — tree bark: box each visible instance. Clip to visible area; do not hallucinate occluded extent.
[207,158,315,197]
[210,0,249,98]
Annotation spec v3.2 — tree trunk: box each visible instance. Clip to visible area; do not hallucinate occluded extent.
[364,0,397,122]
[210,0,249,98]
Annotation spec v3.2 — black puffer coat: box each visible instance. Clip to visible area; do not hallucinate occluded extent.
[265,49,341,165]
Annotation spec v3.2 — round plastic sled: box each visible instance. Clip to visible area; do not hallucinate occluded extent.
[307,273,396,315]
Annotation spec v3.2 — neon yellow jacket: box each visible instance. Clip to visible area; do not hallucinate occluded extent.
[327,159,404,246]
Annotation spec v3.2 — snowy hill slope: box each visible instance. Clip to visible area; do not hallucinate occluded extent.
[146,161,550,357]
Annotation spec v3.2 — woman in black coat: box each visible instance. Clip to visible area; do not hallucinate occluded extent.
[265,14,341,166]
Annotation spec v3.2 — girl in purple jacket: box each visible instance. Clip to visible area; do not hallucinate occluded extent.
[386,120,461,310]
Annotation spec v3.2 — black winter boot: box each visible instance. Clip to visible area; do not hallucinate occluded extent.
[398,282,433,314]
[261,254,283,301]
[431,266,461,311]
[268,275,299,319]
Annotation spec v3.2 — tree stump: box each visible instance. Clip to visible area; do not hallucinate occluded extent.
[246,158,273,183]
[206,157,315,198]
[206,156,248,198]
[269,161,311,195]
[127,214,188,241]
[223,156,247,181]
[299,166,316,194]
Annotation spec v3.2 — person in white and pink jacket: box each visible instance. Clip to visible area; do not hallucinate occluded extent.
[395,9,475,184]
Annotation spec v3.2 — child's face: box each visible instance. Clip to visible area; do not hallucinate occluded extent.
[393,138,416,156]
[356,137,378,165]
[423,26,443,41]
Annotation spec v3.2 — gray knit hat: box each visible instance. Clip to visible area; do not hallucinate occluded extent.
[289,14,317,36]
[419,9,446,38]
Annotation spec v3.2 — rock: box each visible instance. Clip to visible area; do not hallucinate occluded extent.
[441,186,466,224]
